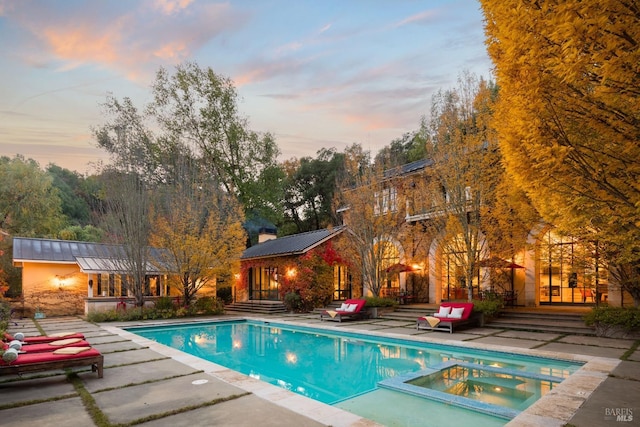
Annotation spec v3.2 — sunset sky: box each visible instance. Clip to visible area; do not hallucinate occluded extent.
[0,0,492,174]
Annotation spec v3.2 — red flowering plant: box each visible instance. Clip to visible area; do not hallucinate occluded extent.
[280,241,349,312]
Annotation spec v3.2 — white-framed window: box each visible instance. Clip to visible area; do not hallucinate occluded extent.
[389,187,398,213]
[375,187,398,215]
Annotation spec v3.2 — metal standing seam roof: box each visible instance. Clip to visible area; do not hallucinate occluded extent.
[12,237,169,274]
[383,158,432,179]
[13,237,126,262]
[75,256,165,274]
[241,227,345,261]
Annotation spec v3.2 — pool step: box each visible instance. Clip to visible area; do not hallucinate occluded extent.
[225,301,287,315]
[380,305,596,335]
[378,305,437,322]
[486,311,595,335]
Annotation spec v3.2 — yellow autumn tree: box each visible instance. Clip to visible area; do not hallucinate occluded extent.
[150,168,246,306]
[420,73,503,301]
[481,0,640,304]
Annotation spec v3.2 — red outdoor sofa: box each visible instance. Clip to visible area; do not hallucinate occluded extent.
[1,346,104,378]
[416,302,478,333]
[320,299,367,322]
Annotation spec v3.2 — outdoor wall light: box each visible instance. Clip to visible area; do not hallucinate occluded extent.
[412,263,423,272]
[55,275,66,290]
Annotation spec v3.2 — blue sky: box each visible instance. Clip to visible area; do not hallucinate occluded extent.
[0,0,492,174]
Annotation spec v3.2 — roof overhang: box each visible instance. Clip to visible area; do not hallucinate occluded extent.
[75,256,165,274]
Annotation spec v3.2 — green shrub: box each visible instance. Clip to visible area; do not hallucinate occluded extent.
[364,296,398,308]
[85,295,225,323]
[584,307,640,331]
[193,297,224,314]
[472,299,504,318]
[0,299,11,336]
[284,292,304,312]
[216,287,233,304]
[86,309,128,322]
[480,291,503,302]
[154,296,175,311]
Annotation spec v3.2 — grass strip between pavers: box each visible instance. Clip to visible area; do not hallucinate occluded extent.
[69,372,111,427]
[106,356,170,368]
[620,340,640,362]
[114,392,252,426]
[69,370,250,427]
[32,319,47,336]
[0,371,68,385]
[530,333,568,349]
[0,392,78,410]
[91,371,206,394]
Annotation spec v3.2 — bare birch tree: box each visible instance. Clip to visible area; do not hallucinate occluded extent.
[99,168,152,308]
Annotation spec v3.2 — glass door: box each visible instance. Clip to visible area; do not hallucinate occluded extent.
[538,230,604,304]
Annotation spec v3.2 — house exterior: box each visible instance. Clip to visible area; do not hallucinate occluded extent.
[340,159,628,308]
[12,237,181,316]
[237,227,355,303]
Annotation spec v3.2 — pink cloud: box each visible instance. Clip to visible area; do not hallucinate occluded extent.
[153,41,189,61]
[318,23,332,34]
[150,0,195,15]
[274,41,303,55]
[235,54,318,86]
[7,2,248,82]
[344,113,394,131]
[393,10,439,28]
[42,25,124,67]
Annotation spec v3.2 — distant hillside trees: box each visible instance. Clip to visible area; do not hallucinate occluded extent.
[280,148,346,235]
[0,156,65,237]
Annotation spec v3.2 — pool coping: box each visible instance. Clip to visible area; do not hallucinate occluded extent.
[103,316,620,427]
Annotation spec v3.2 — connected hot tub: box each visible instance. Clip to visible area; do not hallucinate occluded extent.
[378,360,562,419]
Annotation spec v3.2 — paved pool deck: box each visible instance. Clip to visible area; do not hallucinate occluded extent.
[1,313,638,427]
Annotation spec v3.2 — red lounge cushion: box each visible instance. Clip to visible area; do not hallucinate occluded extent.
[0,348,102,366]
[5,332,86,344]
[345,299,366,312]
[325,299,366,315]
[439,302,474,320]
[19,340,91,354]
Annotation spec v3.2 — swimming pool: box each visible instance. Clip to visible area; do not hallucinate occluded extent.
[127,320,583,426]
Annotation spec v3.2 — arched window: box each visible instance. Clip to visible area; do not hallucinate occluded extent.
[441,234,481,301]
[376,240,400,297]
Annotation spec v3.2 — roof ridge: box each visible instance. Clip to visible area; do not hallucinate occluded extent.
[13,236,117,247]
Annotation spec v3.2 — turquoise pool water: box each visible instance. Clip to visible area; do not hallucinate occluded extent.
[127,320,582,425]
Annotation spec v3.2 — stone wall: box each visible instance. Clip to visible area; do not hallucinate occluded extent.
[21,288,85,317]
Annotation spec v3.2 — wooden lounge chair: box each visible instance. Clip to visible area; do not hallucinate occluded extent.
[320,299,367,322]
[4,331,85,344]
[0,347,104,378]
[416,302,477,333]
[4,338,91,353]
